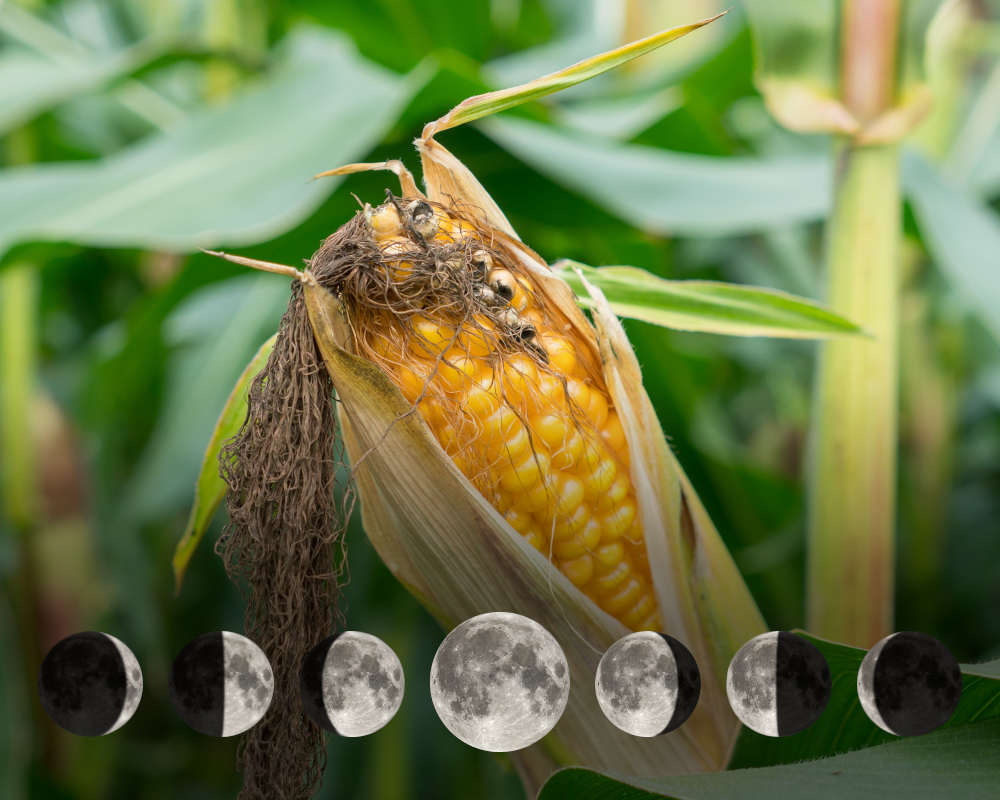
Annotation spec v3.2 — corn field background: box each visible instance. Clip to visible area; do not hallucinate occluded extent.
[2,0,1000,798]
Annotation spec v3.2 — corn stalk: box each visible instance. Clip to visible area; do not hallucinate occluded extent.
[807,0,903,647]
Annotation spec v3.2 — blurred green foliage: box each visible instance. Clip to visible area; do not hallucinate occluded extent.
[1,1,999,799]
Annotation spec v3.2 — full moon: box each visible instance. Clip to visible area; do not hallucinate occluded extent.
[726,631,831,737]
[38,631,143,736]
[595,632,701,737]
[169,631,274,737]
[300,631,404,737]
[857,631,961,736]
[429,612,570,752]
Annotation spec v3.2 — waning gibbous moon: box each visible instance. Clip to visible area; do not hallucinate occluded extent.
[857,631,961,737]
[595,631,701,737]
[726,631,831,737]
[429,612,570,752]
[38,631,143,736]
[300,631,404,737]
[169,631,274,737]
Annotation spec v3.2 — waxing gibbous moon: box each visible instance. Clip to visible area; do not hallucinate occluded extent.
[595,632,701,737]
[430,612,570,752]
[857,631,961,737]
[38,631,143,736]
[169,631,274,737]
[300,631,404,737]
[726,631,831,737]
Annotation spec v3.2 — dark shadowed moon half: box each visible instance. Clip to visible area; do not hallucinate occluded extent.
[857,631,961,736]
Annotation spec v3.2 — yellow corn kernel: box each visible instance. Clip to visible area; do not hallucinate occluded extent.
[597,502,637,541]
[504,508,533,535]
[622,593,658,629]
[595,474,630,513]
[370,203,402,237]
[519,484,551,514]
[554,433,587,472]
[553,519,601,559]
[551,505,589,539]
[559,554,594,587]
[498,451,550,492]
[540,334,579,377]
[601,412,627,455]
[524,530,546,553]
[412,316,455,355]
[593,541,625,569]
[593,562,630,592]
[487,424,531,463]
[582,457,617,497]
[601,576,643,615]
[549,473,585,516]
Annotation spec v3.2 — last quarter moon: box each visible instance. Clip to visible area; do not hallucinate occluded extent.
[429,612,570,752]
[595,632,700,737]
[38,631,143,736]
[300,631,404,737]
[857,631,961,736]
[726,631,831,737]
[169,631,273,737]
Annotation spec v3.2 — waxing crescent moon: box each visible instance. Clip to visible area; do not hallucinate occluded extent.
[857,631,961,736]
[38,631,143,736]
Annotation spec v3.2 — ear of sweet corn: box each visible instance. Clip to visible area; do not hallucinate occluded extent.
[301,149,764,789]
[216,13,762,793]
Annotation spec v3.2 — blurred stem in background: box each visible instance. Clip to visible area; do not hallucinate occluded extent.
[0,126,48,781]
[807,0,901,647]
[898,242,960,617]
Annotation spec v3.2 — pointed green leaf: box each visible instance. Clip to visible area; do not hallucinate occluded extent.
[172,333,275,592]
[555,261,864,339]
[539,717,1000,800]
[421,12,723,138]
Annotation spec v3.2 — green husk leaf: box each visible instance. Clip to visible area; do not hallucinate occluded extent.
[420,12,724,140]
[556,260,866,339]
[171,333,275,592]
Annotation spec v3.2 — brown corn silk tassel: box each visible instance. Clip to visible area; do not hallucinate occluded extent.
[215,222,371,799]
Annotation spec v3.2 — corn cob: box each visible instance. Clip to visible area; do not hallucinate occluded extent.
[354,197,659,631]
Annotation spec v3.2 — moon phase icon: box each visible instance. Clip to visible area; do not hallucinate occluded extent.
[857,631,961,736]
[429,612,570,752]
[300,631,405,737]
[726,631,831,737]
[38,631,143,736]
[169,631,273,737]
[595,631,701,737]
